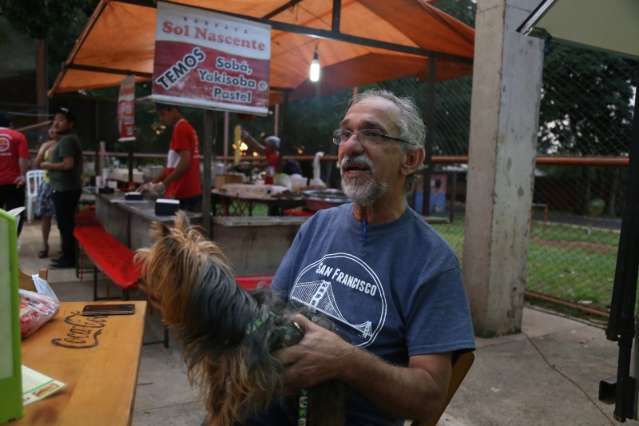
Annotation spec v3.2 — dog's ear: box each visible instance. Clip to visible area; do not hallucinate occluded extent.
[174,211,190,232]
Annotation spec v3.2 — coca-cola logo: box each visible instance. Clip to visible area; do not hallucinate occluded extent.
[51,312,107,349]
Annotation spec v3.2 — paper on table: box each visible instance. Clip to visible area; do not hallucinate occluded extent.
[22,365,65,406]
[31,274,59,303]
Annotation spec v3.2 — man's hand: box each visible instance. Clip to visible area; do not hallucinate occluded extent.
[141,182,165,194]
[276,314,353,390]
[14,175,25,187]
[277,315,452,422]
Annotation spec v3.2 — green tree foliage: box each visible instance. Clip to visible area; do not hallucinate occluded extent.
[0,0,99,83]
[432,0,476,26]
[538,43,636,156]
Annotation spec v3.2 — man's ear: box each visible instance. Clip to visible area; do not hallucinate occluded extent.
[401,148,425,176]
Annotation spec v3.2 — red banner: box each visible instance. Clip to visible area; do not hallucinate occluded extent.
[117,75,136,142]
[151,2,271,115]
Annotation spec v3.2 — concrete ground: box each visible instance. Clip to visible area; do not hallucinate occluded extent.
[17,221,634,425]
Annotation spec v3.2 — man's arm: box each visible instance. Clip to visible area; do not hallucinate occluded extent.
[149,150,190,192]
[14,134,30,187]
[41,156,74,171]
[162,150,190,187]
[15,158,30,187]
[278,315,452,424]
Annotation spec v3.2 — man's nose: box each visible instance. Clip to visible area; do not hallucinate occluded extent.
[340,132,365,155]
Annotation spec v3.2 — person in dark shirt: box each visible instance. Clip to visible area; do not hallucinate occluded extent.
[41,107,83,268]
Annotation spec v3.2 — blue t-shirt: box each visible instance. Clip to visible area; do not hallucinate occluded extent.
[246,203,475,426]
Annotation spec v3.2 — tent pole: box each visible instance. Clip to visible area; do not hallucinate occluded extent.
[332,0,341,31]
[223,111,229,169]
[202,110,214,237]
[606,67,639,422]
[421,58,437,216]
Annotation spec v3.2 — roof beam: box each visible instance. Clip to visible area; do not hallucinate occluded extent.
[262,0,303,19]
[112,0,472,63]
[66,63,153,78]
[332,0,341,32]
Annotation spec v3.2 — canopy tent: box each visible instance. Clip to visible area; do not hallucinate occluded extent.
[50,0,475,100]
[519,0,639,59]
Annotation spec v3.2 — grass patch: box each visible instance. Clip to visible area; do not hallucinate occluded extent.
[431,218,616,309]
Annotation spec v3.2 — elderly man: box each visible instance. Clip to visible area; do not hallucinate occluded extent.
[247,90,475,425]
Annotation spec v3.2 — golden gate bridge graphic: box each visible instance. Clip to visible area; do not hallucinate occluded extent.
[291,280,373,338]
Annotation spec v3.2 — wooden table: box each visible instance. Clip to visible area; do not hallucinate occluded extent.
[14,301,147,426]
[96,192,201,249]
[211,189,304,216]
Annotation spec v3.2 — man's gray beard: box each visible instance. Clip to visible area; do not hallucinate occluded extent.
[341,174,387,206]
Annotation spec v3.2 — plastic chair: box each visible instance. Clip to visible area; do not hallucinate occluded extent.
[25,170,45,223]
[412,351,475,426]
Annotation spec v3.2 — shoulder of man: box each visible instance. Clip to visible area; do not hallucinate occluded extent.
[173,119,197,143]
[15,129,27,143]
[59,132,80,143]
[298,203,349,235]
[58,133,81,152]
[404,208,460,270]
[0,127,25,141]
[175,118,196,134]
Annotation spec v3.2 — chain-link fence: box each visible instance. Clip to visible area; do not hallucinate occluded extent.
[423,41,635,314]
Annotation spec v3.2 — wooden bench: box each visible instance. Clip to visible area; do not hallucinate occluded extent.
[73,223,141,301]
[74,224,171,347]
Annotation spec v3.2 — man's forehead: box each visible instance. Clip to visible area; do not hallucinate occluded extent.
[341,97,400,130]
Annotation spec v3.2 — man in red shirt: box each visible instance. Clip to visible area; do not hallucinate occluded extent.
[0,112,29,231]
[147,104,202,211]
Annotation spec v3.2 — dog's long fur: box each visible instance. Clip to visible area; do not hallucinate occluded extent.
[136,213,344,426]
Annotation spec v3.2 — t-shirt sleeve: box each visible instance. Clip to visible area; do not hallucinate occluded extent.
[17,133,29,158]
[271,226,306,299]
[405,265,475,356]
[58,138,77,159]
[172,122,195,152]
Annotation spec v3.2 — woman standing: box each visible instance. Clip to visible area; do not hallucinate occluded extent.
[33,127,59,258]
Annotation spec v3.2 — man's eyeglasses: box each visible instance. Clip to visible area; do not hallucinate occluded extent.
[332,128,409,146]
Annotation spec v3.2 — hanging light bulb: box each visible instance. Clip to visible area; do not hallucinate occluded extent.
[309,46,320,82]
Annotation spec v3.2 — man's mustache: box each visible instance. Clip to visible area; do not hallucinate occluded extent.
[339,155,374,171]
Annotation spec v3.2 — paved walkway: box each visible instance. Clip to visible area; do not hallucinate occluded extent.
[17,221,633,425]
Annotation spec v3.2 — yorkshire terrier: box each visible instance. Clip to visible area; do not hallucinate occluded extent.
[136,213,344,426]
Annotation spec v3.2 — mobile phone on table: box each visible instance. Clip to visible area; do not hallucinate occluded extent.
[82,303,135,316]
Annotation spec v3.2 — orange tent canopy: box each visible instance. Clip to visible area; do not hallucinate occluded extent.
[51,0,474,101]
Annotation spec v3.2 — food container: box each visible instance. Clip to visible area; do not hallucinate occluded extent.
[302,189,349,211]
[155,198,179,216]
[124,192,143,201]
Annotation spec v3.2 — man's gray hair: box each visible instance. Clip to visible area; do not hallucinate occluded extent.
[349,89,426,192]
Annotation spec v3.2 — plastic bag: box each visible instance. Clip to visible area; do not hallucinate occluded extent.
[19,289,59,338]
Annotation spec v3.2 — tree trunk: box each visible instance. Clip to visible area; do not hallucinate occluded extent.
[36,39,48,131]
